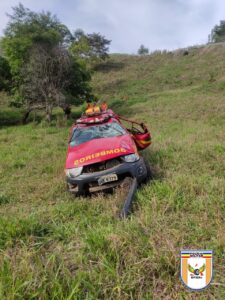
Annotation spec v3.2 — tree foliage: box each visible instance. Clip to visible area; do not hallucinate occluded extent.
[20,44,91,122]
[208,20,225,43]
[20,45,70,121]
[2,3,72,76]
[70,29,111,65]
[138,45,149,55]
[0,56,11,91]
[1,3,93,121]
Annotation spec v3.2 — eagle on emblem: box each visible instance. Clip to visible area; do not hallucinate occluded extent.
[188,263,206,276]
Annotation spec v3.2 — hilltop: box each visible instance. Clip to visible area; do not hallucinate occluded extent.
[0,43,225,299]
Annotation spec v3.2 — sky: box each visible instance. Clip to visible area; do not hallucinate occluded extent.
[0,0,225,53]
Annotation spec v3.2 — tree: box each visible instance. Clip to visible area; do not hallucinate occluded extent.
[20,44,91,123]
[1,4,91,121]
[138,45,149,55]
[1,3,72,77]
[208,20,225,43]
[70,29,111,65]
[0,56,11,91]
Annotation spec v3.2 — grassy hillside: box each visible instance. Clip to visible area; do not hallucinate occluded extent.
[0,44,225,299]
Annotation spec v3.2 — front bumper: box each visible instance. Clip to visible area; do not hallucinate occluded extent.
[66,157,147,194]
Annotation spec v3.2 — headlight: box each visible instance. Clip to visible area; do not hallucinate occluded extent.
[122,153,139,163]
[65,167,83,178]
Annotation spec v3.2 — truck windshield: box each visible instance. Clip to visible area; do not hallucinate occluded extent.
[70,122,127,146]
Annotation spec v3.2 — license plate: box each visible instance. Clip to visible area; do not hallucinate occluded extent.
[98,174,118,185]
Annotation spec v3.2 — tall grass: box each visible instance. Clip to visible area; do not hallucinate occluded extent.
[0,44,225,299]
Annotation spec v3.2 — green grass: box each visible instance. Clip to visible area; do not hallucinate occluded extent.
[0,44,225,299]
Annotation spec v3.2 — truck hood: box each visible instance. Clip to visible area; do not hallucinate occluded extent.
[65,134,137,168]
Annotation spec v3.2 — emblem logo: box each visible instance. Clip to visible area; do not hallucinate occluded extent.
[180,250,213,290]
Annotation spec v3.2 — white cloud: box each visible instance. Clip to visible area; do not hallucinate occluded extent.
[0,0,225,53]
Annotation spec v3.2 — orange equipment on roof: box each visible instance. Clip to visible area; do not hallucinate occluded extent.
[85,103,101,115]
[101,101,108,111]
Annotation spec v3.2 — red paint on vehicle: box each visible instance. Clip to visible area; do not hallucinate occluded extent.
[65,115,137,169]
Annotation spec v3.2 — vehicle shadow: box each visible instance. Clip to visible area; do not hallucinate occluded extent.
[142,148,165,181]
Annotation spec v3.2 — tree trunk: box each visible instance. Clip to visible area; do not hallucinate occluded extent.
[22,110,31,124]
[62,104,71,120]
[46,105,52,123]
